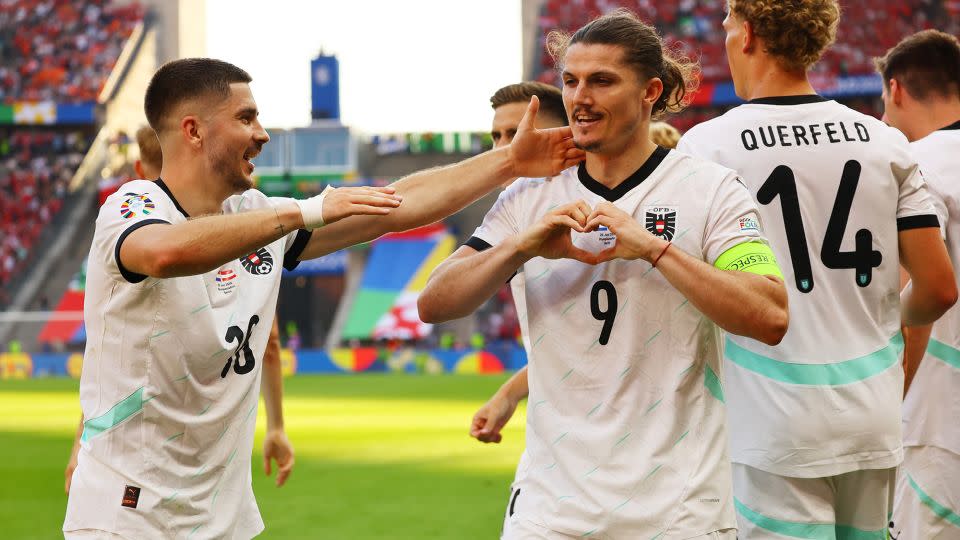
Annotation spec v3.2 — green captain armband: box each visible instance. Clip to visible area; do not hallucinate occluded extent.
[713,241,784,279]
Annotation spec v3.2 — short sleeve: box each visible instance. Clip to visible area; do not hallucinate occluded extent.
[919,169,950,239]
[702,172,771,265]
[97,180,181,283]
[892,143,939,231]
[467,181,526,250]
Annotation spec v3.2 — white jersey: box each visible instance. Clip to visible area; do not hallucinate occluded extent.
[64,179,311,539]
[470,148,767,538]
[679,96,938,478]
[903,120,960,455]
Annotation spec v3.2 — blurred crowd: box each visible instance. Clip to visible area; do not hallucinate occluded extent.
[0,128,91,287]
[0,0,143,103]
[535,0,960,84]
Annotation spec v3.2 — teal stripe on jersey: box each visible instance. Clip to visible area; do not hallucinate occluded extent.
[704,364,724,402]
[724,334,902,386]
[736,497,887,539]
[926,339,960,370]
[908,474,960,528]
[81,387,144,442]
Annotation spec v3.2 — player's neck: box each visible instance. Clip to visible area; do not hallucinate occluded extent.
[907,103,960,142]
[159,160,231,217]
[742,63,816,101]
[584,137,659,189]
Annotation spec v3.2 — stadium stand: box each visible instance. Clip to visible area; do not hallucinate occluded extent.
[533,0,959,85]
[0,0,144,103]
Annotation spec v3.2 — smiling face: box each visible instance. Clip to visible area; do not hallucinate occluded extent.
[561,43,649,156]
[202,83,270,194]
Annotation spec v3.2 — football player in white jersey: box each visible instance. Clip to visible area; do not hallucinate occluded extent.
[63,58,584,539]
[472,82,567,445]
[420,10,788,539]
[64,126,296,494]
[678,2,957,538]
[876,29,960,540]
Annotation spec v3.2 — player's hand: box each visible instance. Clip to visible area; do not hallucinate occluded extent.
[584,202,665,264]
[297,185,402,229]
[263,429,295,487]
[471,393,519,444]
[507,96,585,178]
[517,201,595,263]
[64,450,79,494]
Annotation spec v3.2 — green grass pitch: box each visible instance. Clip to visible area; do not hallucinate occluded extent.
[0,374,527,539]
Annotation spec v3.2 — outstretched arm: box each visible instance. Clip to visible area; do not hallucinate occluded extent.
[121,187,400,278]
[299,97,585,260]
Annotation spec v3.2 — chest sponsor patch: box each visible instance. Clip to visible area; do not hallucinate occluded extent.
[119,193,155,219]
[240,248,274,275]
[121,485,141,508]
[215,268,237,294]
[738,215,761,235]
[644,205,678,241]
[596,225,617,247]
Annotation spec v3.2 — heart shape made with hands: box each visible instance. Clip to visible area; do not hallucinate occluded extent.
[534,200,662,265]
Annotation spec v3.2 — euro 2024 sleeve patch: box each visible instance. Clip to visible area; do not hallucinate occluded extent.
[119,193,155,219]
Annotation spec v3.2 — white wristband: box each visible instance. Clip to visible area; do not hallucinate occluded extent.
[295,185,335,229]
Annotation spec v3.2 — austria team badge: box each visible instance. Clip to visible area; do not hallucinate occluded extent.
[240,248,274,275]
[644,206,677,241]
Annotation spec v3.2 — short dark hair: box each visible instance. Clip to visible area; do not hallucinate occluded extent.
[547,9,700,119]
[144,58,252,132]
[874,30,960,101]
[490,82,568,125]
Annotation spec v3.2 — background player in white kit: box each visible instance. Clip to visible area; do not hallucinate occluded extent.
[678,2,957,538]
[876,29,960,540]
[472,81,568,444]
[63,58,585,539]
[420,10,788,539]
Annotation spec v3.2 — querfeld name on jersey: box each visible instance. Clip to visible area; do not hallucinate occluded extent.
[679,95,939,478]
[470,148,771,538]
[63,179,311,539]
[903,120,960,457]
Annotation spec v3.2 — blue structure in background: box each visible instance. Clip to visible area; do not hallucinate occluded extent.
[311,55,341,121]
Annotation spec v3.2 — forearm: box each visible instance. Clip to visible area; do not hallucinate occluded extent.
[655,242,788,345]
[495,366,529,405]
[301,149,515,259]
[902,323,931,397]
[901,280,955,326]
[261,323,285,431]
[124,204,304,278]
[419,241,529,323]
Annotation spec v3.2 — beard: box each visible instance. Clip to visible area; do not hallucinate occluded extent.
[574,137,603,152]
[209,144,253,194]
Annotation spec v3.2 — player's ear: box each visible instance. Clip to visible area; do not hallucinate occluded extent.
[741,20,754,53]
[889,79,904,106]
[180,115,202,149]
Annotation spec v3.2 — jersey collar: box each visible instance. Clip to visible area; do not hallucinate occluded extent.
[940,119,960,131]
[577,146,670,202]
[154,178,190,218]
[747,94,828,106]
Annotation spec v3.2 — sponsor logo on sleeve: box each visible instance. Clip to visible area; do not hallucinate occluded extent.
[738,215,761,235]
[644,206,678,241]
[120,194,155,219]
[240,248,274,275]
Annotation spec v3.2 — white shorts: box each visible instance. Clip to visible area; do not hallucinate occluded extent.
[732,463,895,539]
[891,445,960,540]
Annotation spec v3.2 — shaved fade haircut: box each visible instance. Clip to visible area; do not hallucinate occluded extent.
[874,30,960,101]
[144,58,252,133]
[490,82,568,125]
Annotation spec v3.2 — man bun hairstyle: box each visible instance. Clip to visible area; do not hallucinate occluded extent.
[545,8,700,119]
[490,82,568,125]
[144,58,252,133]
[874,30,960,101]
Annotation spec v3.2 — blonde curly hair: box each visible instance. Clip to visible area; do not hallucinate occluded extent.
[728,0,840,72]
